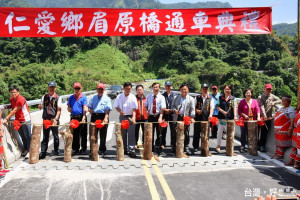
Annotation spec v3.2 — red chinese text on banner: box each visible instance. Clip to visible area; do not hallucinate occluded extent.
[0,7,271,37]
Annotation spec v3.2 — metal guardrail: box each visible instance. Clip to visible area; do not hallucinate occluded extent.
[0,90,97,110]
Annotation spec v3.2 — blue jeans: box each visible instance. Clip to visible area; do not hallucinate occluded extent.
[18,121,32,152]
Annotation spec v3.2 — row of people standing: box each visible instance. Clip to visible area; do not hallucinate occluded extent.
[2,81,293,162]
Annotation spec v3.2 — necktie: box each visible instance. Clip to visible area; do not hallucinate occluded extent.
[152,95,156,115]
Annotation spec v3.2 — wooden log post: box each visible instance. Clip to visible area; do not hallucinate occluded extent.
[143,123,152,160]
[247,121,258,156]
[90,124,99,161]
[29,125,42,164]
[226,120,235,156]
[115,123,124,161]
[200,121,210,157]
[62,126,73,163]
[176,122,184,158]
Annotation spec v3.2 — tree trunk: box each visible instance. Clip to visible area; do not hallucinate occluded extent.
[201,121,210,157]
[143,123,152,160]
[247,121,258,156]
[226,120,235,156]
[115,123,124,161]
[176,122,184,158]
[63,126,73,163]
[90,124,99,161]
[29,125,42,164]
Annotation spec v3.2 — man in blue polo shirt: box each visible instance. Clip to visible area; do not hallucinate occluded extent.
[210,86,221,138]
[88,83,112,157]
[67,82,88,155]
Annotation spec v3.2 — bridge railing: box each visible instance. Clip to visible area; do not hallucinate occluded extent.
[0,90,97,111]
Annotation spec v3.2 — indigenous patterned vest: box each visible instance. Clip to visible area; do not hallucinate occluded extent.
[42,93,59,120]
[195,94,211,121]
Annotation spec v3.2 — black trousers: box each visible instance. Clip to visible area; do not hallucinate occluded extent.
[258,120,272,147]
[161,114,175,147]
[148,115,162,152]
[193,120,202,149]
[135,119,146,145]
[41,120,59,153]
[91,113,108,152]
[240,123,248,147]
[210,115,218,137]
[177,115,190,149]
[71,115,87,151]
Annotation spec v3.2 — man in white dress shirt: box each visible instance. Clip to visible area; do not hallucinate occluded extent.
[114,82,138,158]
[145,82,166,156]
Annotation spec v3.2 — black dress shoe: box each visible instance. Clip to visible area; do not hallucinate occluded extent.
[99,151,105,157]
[79,149,86,155]
[39,152,46,159]
[185,148,191,155]
[194,148,199,153]
[171,148,176,154]
[72,150,80,156]
[54,150,61,156]
[128,152,136,158]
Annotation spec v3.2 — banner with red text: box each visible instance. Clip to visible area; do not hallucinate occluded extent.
[0,7,272,37]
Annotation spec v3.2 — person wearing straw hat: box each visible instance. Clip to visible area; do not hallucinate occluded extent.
[88,83,112,157]
[2,85,31,157]
[38,81,62,159]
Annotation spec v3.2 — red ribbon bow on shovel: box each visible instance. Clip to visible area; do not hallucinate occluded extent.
[70,119,80,129]
[183,116,191,125]
[160,120,168,128]
[95,120,105,129]
[13,120,22,130]
[43,120,52,129]
[210,117,219,128]
[121,120,130,129]
[235,118,244,127]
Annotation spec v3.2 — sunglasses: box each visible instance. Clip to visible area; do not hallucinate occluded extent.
[74,88,81,90]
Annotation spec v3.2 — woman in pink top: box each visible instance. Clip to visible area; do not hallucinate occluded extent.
[238,88,261,151]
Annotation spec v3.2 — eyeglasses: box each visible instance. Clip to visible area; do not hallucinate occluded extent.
[74,88,81,90]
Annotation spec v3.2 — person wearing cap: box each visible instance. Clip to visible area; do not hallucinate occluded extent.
[114,82,138,158]
[67,82,88,155]
[210,86,221,138]
[145,82,166,156]
[88,83,112,157]
[161,80,176,152]
[193,83,214,154]
[2,85,31,157]
[134,84,148,146]
[258,83,281,152]
[38,81,62,159]
[172,84,195,155]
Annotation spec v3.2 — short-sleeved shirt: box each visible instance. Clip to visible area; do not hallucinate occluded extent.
[114,93,138,115]
[145,93,166,115]
[67,93,88,115]
[278,106,296,119]
[10,95,31,122]
[210,93,220,116]
[88,94,112,113]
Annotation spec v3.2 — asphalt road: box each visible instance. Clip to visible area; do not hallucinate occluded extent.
[0,90,299,200]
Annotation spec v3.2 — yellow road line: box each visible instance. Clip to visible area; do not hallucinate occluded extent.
[137,130,175,200]
[139,142,160,200]
[151,158,175,200]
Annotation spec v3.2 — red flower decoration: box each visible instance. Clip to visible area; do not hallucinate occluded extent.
[236,118,244,127]
[257,117,265,127]
[70,119,80,129]
[95,120,105,129]
[210,117,219,127]
[121,120,130,130]
[160,120,168,128]
[183,116,191,125]
[13,120,22,130]
[43,120,52,129]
